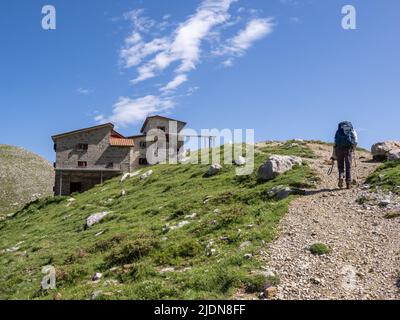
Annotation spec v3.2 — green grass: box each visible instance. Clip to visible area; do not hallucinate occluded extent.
[309,243,331,256]
[259,140,316,159]
[366,160,400,193]
[384,212,400,220]
[0,143,317,300]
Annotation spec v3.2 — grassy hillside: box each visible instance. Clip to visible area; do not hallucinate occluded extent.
[367,160,400,193]
[0,142,318,300]
[0,145,54,216]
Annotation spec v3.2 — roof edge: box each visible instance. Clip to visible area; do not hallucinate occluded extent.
[51,123,114,141]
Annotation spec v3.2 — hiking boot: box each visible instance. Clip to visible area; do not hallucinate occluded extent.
[338,178,344,189]
[346,181,352,189]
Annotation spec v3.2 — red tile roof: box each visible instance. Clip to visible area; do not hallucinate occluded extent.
[109,137,134,147]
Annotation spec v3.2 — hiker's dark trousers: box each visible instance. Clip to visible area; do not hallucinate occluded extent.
[336,147,352,182]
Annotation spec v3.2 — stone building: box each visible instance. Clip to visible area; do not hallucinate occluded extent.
[52,115,186,195]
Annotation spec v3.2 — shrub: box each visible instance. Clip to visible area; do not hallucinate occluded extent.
[309,243,331,255]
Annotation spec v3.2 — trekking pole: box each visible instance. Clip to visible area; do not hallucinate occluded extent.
[327,160,335,176]
[352,149,358,185]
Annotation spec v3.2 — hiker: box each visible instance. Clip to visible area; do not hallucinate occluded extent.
[331,121,358,189]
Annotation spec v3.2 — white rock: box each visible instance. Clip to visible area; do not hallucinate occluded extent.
[120,173,130,182]
[92,273,102,281]
[371,141,400,159]
[120,170,142,182]
[86,212,110,228]
[206,164,223,177]
[184,213,197,219]
[388,149,400,161]
[169,220,191,230]
[258,155,303,181]
[233,156,246,166]
[140,170,153,180]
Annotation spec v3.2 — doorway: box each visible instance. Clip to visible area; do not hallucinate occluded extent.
[70,182,82,194]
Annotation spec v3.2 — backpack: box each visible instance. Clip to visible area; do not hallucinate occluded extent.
[335,121,355,148]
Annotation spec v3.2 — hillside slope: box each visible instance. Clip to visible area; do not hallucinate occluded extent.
[0,145,54,216]
[0,142,318,300]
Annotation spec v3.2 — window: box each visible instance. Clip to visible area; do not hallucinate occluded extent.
[106,162,114,169]
[76,143,88,151]
[139,158,148,165]
[157,126,166,132]
[78,161,88,168]
[139,141,147,149]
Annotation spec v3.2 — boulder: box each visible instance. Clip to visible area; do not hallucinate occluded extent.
[258,155,302,181]
[205,164,223,177]
[371,141,400,160]
[85,212,110,229]
[233,156,246,166]
[388,149,400,161]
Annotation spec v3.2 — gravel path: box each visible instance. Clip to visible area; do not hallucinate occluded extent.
[262,143,400,300]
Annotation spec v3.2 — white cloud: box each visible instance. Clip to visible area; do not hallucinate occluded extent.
[121,37,169,68]
[124,9,156,32]
[160,74,188,92]
[77,88,91,95]
[218,18,274,56]
[132,0,236,84]
[98,1,275,128]
[97,95,175,128]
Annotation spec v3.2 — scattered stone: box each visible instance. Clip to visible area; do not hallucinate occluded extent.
[169,220,191,231]
[310,277,324,285]
[244,253,253,259]
[120,170,142,182]
[205,241,215,256]
[92,273,102,281]
[121,189,126,197]
[140,170,153,180]
[184,213,197,219]
[233,156,246,166]
[239,241,251,251]
[205,164,223,177]
[264,287,278,299]
[258,155,302,181]
[214,209,221,214]
[160,267,175,273]
[85,212,110,229]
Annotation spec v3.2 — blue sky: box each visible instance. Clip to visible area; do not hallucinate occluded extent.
[1,0,399,161]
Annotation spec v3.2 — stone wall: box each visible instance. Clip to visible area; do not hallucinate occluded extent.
[54,126,131,171]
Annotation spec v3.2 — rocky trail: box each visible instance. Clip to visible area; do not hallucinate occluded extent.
[262,143,400,300]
